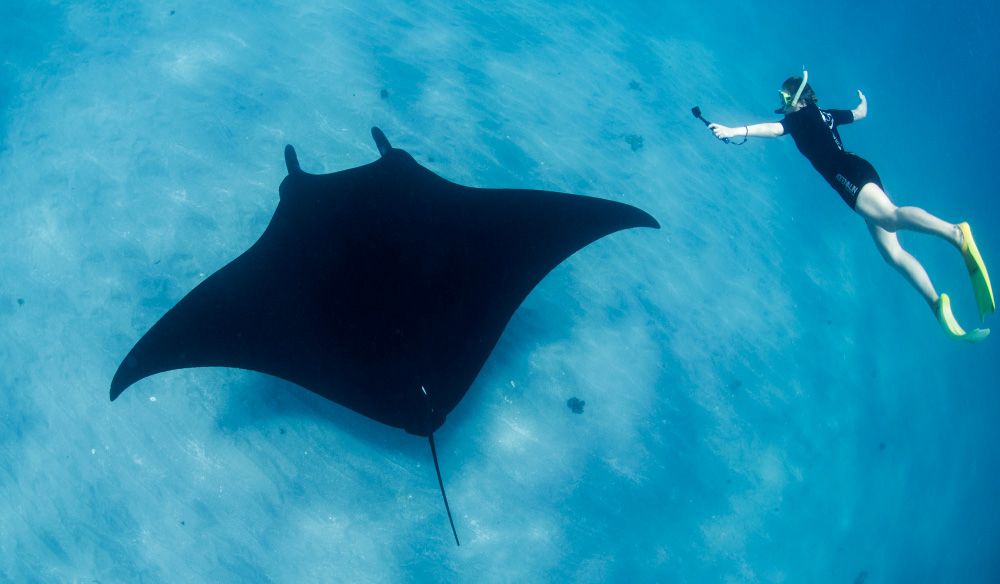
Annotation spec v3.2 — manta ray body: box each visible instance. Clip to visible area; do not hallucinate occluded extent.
[111,128,659,544]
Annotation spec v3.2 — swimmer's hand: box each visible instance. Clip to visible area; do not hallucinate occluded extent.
[708,123,738,141]
[853,90,867,121]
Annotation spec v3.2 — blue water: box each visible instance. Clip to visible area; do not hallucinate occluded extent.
[2,1,999,582]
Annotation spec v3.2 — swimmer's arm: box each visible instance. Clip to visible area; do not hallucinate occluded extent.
[708,122,785,141]
[852,90,867,121]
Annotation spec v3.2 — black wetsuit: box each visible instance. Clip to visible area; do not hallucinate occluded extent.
[779,101,882,209]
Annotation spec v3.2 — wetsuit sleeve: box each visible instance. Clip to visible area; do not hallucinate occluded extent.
[829,109,854,126]
[778,116,794,136]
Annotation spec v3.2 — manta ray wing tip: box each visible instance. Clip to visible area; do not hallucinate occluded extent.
[109,376,128,402]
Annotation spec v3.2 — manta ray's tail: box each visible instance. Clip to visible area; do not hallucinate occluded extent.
[429,433,460,546]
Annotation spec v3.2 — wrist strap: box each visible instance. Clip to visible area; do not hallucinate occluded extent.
[731,126,748,146]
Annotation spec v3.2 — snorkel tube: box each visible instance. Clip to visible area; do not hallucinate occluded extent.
[776,70,809,113]
[792,69,809,106]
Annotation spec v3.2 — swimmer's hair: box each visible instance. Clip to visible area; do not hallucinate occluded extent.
[781,76,817,104]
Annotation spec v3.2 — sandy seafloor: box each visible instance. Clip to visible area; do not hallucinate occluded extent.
[2,1,999,582]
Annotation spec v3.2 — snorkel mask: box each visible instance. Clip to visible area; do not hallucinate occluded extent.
[776,70,808,114]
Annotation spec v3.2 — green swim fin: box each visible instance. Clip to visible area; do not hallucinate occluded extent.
[958,222,995,320]
[936,293,990,343]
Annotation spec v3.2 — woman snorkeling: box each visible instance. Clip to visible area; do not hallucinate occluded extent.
[707,72,994,342]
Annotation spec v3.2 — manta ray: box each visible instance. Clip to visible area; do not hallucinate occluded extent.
[111,127,659,545]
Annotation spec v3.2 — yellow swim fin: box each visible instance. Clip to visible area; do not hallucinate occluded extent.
[958,222,995,320]
[936,293,990,343]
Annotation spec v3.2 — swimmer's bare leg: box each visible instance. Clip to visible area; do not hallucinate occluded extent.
[855,183,963,248]
[866,221,939,312]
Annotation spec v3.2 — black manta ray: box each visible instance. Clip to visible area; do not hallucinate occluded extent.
[111,127,659,545]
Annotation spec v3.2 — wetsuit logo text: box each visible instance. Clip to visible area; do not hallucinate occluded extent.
[835,173,859,195]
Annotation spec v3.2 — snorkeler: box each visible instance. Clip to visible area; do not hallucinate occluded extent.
[706,72,994,342]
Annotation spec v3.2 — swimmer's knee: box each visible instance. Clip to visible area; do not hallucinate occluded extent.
[879,219,901,233]
[873,244,895,265]
[861,213,894,232]
[868,209,901,232]
[876,241,907,267]
[869,227,905,266]
[883,248,905,266]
